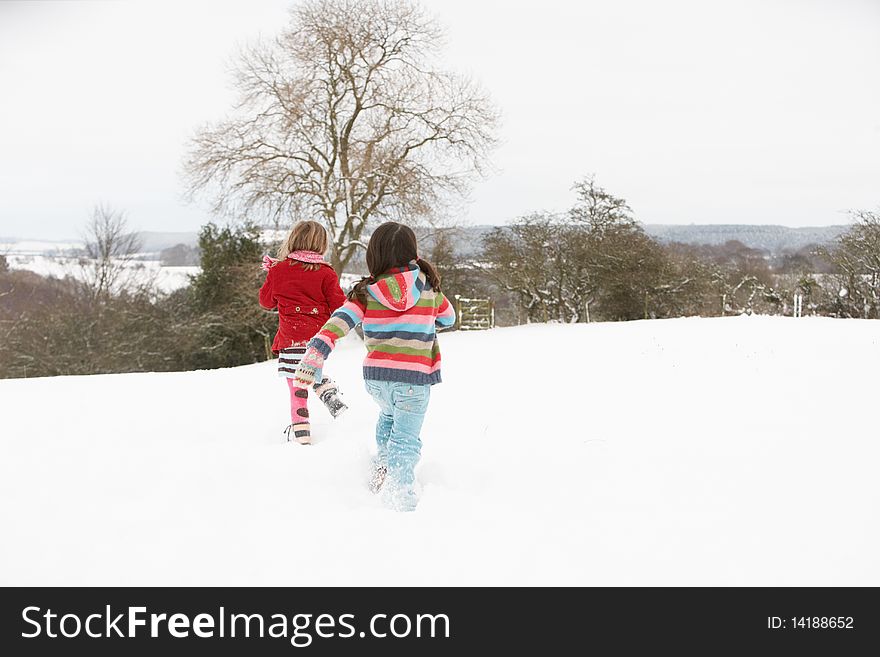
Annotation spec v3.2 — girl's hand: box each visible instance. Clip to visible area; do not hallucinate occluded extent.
[292,349,324,387]
[261,254,279,271]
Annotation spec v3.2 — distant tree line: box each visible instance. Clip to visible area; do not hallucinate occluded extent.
[159,243,200,267]
[423,178,880,326]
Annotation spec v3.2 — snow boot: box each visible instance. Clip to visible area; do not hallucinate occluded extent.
[313,377,348,418]
[368,464,388,494]
[283,423,311,445]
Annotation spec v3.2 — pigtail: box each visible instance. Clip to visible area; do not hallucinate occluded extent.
[348,276,373,304]
[416,257,442,293]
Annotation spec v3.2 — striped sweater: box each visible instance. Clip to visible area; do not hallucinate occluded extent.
[293,264,456,387]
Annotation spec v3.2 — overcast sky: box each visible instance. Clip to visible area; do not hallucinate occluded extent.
[1,0,878,239]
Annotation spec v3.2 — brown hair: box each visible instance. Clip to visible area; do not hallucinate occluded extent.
[349,222,442,303]
[277,220,329,271]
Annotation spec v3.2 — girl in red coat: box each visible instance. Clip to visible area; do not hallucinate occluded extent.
[259,221,348,444]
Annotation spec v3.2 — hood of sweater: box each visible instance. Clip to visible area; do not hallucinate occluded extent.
[366,263,424,311]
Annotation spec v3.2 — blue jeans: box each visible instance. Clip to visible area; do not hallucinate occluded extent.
[364,380,431,511]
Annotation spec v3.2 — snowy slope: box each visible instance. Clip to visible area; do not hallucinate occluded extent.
[1,317,878,586]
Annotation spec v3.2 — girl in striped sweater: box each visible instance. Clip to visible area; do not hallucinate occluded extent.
[292,222,455,512]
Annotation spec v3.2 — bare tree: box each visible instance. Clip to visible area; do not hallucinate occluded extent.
[570,175,634,229]
[819,210,880,318]
[481,213,563,322]
[480,178,672,323]
[79,205,143,301]
[185,0,498,272]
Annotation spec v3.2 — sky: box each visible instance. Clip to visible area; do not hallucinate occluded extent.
[1,0,878,240]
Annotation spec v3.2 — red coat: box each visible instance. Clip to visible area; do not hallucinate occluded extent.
[259,260,347,352]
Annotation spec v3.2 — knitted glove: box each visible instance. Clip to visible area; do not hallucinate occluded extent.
[291,348,324,388]
[261,254,279,271]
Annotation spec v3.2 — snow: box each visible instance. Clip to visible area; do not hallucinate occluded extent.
[5,254,84,280]
[4,254,199,294]
[260,228,288,244]
[150,265,201,293]
[1,316,878,586]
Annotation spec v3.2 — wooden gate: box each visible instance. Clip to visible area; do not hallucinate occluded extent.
[454,295,495,330]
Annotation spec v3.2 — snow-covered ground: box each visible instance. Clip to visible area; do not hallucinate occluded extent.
[0,317,878,586]
[4,253,199,294]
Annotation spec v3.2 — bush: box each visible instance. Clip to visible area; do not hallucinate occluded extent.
[0,222,278,379]
[183,222,277,368]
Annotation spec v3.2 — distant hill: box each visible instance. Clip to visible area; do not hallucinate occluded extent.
[136,231,199,252]
[444,223,848,257]
[641,224,848,252]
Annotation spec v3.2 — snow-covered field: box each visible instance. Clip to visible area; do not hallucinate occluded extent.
[4,253,199,293]
[0,317,878,586]
[2,239,199,293]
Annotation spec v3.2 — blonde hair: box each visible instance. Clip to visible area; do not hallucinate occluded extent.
[277,220,329,270]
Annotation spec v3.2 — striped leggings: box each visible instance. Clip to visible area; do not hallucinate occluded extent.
[279,344,340,443]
